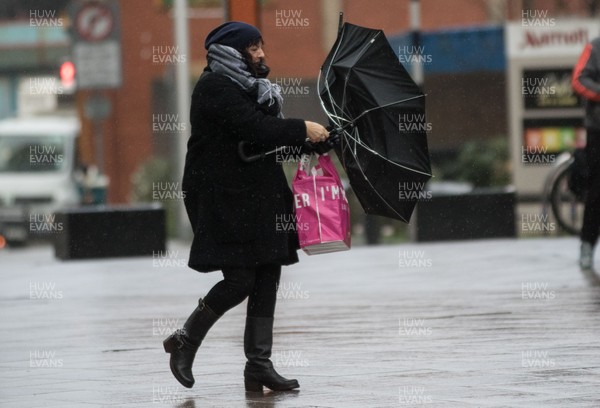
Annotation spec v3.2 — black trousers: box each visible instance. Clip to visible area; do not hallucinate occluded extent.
[582,129,600,246]
[203,264,281,318]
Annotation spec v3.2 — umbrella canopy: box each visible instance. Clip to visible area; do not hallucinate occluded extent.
[319,21,432,222]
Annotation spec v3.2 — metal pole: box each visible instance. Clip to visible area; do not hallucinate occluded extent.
[223,0,230,21]
[173,0,192,238]
[409,0,424,86]
[93,119,104,174]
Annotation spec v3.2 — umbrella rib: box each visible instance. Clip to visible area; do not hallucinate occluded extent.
[317,69,349,130]
[353,94,426,124]
[320,27,386,133]
[354,31,382,63]
[345,141,409,223]
[340,32,382,129]
[348,95,432,177]
[319,27,350,129]
[324,83,352,126]
[318,67,341,117]
[342,129,432,177]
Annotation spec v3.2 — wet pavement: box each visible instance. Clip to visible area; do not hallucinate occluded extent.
[1,237,600,407]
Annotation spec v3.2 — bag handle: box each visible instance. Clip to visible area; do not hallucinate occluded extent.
[316,153,342,185]
[295,153,316,181]
[295,152,343,184]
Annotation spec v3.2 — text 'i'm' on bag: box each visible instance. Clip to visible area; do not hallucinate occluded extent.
[292,153,351,255]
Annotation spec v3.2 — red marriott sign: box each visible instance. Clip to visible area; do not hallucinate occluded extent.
[506,21,600,58]
[520,28,588,49]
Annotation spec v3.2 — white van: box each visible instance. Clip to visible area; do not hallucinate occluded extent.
[0,115,80,245]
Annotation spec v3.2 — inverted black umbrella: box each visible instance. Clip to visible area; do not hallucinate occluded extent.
[319,16,432,222]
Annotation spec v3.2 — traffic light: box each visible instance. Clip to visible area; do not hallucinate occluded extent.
[60,60,76,92]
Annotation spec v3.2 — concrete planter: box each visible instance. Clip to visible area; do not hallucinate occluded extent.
[54,204,166,260]
[411,187,516,242]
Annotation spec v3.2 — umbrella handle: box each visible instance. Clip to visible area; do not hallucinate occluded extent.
[327,126,342,137]
[327,122,353,137]
[238,141,268,163]
[324,126,343,148]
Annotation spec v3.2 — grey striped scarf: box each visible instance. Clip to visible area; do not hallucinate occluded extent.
[207,44,283,116]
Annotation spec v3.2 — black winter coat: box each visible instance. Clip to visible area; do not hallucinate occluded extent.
[183,69,307,272]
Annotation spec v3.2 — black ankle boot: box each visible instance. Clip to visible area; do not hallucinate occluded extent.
[163,298,220,388]
[243,316,299,392]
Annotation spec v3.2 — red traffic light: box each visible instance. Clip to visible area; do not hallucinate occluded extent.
[60,61,75,82]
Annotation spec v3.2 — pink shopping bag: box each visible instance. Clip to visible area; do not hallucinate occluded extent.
[292,153,351,255]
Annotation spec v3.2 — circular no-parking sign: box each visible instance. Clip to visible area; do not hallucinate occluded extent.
[75,1,114,42]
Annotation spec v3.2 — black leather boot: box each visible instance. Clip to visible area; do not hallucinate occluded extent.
[163,298,220,388]
[243,316,300,392]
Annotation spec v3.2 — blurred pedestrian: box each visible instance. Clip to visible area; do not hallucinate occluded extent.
[572,37,600,270]
[163,21,329,391]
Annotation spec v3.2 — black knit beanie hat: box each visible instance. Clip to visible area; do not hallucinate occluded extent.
[204,21,262,52]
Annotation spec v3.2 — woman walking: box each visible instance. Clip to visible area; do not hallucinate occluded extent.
[163,21,329,391]
[573,36,600,271]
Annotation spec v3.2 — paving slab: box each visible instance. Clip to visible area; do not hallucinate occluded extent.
[1,237,599,407]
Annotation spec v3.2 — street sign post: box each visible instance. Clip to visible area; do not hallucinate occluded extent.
[70,0,122,89]
[69,0,122,180]
[83,92,111,173]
